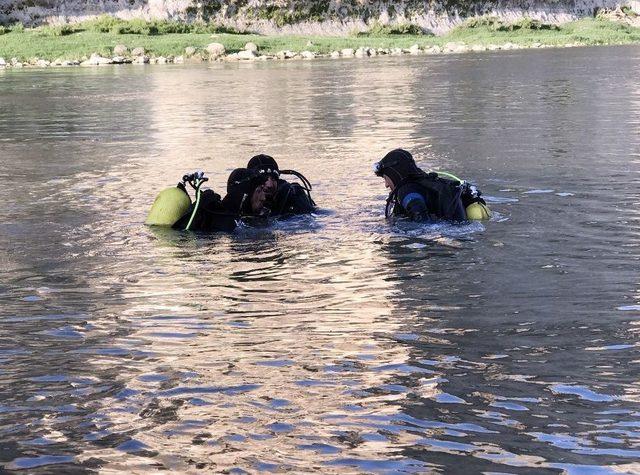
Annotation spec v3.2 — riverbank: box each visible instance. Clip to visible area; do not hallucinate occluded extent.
[1,15,640,68]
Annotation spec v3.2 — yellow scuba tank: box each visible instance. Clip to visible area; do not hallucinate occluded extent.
[466,202,491,220]
[145,186,191,226]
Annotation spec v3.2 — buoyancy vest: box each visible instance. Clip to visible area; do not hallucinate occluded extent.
[387,172,468,221]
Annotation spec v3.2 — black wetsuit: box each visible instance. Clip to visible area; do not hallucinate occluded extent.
[389,173,467,222]
[173,189,239,232]
[269,179,316,217]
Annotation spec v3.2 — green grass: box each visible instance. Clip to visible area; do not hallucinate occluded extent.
[447,17,640,46]
[1,17,639,62]
[356,21,429,36]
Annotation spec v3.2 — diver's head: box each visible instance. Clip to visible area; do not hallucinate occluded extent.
[227,168,268,214]
[247,154,280,197]
[373,149,422,190]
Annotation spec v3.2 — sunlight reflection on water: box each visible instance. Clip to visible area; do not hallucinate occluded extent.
[1,46,640,473]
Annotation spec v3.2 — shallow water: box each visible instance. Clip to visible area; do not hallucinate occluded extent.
[1,46,640,473]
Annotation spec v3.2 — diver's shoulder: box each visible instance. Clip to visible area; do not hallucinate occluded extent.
[396,180,425,195]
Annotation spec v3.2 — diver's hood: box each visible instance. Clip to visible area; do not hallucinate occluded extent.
[375,149,423,186]
[223,168,267,215]
[247,154,280,176]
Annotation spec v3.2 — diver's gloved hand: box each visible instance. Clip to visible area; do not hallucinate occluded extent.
[410,210,431,222]
[403,194,429,222]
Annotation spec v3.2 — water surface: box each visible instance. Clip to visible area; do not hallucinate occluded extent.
[1,46,640,473]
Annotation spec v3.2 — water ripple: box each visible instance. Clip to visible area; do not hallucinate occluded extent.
[1,47,640,472]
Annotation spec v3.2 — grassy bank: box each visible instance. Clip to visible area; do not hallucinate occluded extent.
[1,16,640,63]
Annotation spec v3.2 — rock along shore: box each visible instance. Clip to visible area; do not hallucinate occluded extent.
[0,39,591,70]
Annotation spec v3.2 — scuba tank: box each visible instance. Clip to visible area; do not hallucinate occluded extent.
[437,171,491,221]
[174,171,239,232]
[466,202,491,220]
[145,183,191,226]
[146,172,212,229]
[459,181,491,221]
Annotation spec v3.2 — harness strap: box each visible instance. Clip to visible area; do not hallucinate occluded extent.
[431,170,462,182]
[238,193,248,216]
[185,178,204,231]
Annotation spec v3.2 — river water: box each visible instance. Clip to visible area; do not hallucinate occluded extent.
[1,45,640,473]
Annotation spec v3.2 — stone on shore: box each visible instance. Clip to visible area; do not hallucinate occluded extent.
[444,42,468,53]
[111,56,131,64]
[330,51,340,58]
[206,42,225,59]
[113,44,128,56]
[244,42,258,52]
[390,47,403,55]
[156,56,167,64]
[408,44,421,55]
[0,58,6,68]
[341,48,354,57]
[236,49,258,60]
[354,47,368,57]
[300,50,316,59]
[131,47,146,57]
[82,53,113,66]
[276,50,296,59]
[174,55,184,63]
[470,44,486,52]
[185,46,196,57]
[133,55,150,64]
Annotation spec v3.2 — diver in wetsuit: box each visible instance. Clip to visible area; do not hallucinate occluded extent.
[373,149,490,222]
[169,169,269,232]
[246,154,316,217]
[221,168,270,226]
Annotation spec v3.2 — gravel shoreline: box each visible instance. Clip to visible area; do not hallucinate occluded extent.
[0,39,594,70]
